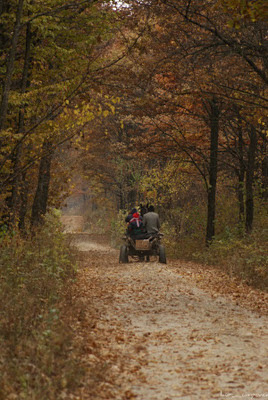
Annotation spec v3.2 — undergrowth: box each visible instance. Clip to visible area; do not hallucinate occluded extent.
[0,212,83,400]
[164,224,268,291]
[110,209,127,248]
[160,192,268,291]
[192,228,268,291]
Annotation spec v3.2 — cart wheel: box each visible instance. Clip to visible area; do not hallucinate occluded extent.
[159,245,167,264]
[119,245,129,263]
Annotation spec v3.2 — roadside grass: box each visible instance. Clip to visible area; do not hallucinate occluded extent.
[160,193,267,291]
[164,225,268,291]
[0,213,85,400]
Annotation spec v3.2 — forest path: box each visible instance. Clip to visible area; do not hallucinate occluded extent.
[70,234,268,400]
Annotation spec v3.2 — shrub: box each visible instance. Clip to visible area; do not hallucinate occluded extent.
[162,196,267,291]
[110,209,127,248]
[0,211,80,400]
[192,228,268,290]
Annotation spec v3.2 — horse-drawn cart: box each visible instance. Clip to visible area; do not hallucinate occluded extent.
[119,233,166,263]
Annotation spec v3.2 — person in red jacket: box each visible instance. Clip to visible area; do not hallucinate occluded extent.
[127,212,144,237]
[125,208,137,223]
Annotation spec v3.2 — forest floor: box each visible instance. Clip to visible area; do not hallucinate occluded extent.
[66,231,268,400]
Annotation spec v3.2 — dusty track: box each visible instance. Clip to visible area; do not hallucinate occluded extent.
[71,234,268,400]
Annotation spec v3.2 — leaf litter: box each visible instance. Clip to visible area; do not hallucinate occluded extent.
[69,235,268,400]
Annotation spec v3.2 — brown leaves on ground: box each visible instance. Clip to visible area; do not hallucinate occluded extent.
[168,260,268,316]
[64,239,268,399]
[64,250,138,400]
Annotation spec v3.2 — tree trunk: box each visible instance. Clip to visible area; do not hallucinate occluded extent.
[206,97,220,245]
[261,155,268,200]
[31,140,53,228]
[0,0,24,131]
[237,122,245,221]
[238,172,245,221]
[18,170,29,233]
[0,0,10,49]
[9,22,32,226]
[118,183,125,210]
[128,188,137,207]
[9,144,23,225]
[245,127,257,233]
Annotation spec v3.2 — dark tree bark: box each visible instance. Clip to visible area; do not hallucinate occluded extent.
[237,121,245,221]
[261,155,268,200]
[128,188,137,207]
[0,0,10,50]
[0,0,24,131]
[245,127,257,233]
[18,170,29,233]
[118,183,125,210]
[8,144,22,225]
[238,173,245,222]
[31,140,53,228]
[206,97,220,245]
[9,22,32,226]
[259,128,268,200]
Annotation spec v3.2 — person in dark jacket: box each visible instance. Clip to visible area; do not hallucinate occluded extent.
[125,208,138,223]
[127,212,144,237]
[143,205,160,234]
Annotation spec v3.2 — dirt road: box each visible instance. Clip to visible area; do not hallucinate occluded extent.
[71,234,268,400]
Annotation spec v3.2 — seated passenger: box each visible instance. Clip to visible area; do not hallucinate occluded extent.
[127,212,144,237]
[125,208,138,223]
[142,205,160,235]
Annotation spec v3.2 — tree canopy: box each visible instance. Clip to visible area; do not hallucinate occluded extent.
[0,0,267,242]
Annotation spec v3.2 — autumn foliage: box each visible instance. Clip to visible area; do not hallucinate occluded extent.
[0,1,267,399]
